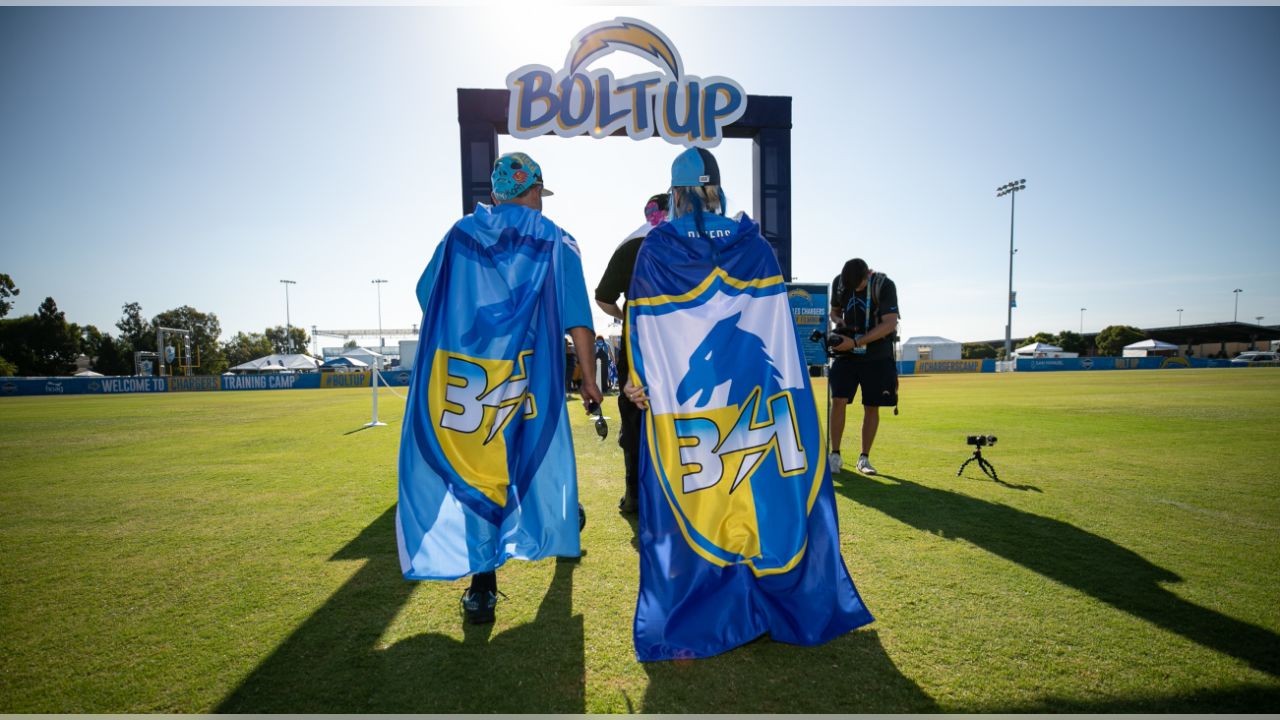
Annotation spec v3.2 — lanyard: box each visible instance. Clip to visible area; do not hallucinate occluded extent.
[843,273,874,332]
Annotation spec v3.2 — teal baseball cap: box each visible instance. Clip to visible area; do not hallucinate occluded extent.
[491,152,554,201]
[670,148,721,187]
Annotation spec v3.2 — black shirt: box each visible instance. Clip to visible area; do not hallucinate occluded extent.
[830,273,901,360]
[595,233,647,376]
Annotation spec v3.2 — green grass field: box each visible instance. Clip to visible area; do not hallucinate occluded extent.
[2,369,1278,712]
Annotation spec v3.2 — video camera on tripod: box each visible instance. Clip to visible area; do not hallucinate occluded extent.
[958,434,1001,481]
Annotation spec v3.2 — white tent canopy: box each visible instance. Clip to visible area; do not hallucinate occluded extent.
[340,347,386,368]
[322,356,369,369]
[1124,339,1178,350]
[1014,342,1077,359]
[1015,341,1062,355]
[229,353,322,373]
[1123,338,1179,357]
[900,336,962,362]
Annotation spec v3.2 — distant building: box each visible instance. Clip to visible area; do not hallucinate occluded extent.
[972,321,1279,358]
[900,336,961,362]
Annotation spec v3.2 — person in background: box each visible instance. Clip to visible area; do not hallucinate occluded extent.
[594,334,614,394]
[594,193,669,514]
[826,258,900,476]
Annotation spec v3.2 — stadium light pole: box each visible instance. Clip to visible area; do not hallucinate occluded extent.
[1177,308,1184,326]
[1233,288,1243,322]
[280,279,296,354]
[372,279,388,355]
[1080,307,1087,334]
[996,179,1026,360]
[1257,316,1264,326]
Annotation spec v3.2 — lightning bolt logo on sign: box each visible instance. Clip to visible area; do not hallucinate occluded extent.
[507,17,747,148]
[567,20,682,77]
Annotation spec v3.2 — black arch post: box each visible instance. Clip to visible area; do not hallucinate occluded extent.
[457,88,793,279]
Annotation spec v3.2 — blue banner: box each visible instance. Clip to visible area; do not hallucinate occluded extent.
[221,374,320,391]
[0,376,168,396]
[626,211,872,661]
[1014,356,1237,372]
[0,371,416,397]
[787,282,829,367]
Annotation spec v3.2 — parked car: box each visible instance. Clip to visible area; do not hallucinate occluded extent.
[1230,351,1280,365]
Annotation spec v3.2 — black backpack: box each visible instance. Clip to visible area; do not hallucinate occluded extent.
[833,272,893,339]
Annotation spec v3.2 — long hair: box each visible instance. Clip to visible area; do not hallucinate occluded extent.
[670,185,728,254]
[838,258,870,310]
[671,185,724,218]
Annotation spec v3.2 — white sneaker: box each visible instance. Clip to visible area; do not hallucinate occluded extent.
[828,452,842,474]
[856,455,878,475]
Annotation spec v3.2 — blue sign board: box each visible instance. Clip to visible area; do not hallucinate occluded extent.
[1014,356,1235,371]
[0,371,414,397]
[787,282,829,367]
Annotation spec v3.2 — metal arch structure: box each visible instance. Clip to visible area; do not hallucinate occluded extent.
[457,88,795,279]
[313,327,419,340]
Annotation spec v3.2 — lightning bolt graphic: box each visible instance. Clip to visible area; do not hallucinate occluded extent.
[479,351,536,445]
[567,19,682,77]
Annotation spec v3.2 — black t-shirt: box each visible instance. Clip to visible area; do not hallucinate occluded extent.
[594,233,647,376]
[830,273,901,360]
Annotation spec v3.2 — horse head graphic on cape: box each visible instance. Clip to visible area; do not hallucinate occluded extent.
[676,312,783,410]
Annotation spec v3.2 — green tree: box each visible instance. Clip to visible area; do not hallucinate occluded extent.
[93,334,133,375]
[265,325,310,355]
[1095,325,1147,356]
[962,343,997,359]
[0,273,18,317]
[343,339,358,349]
[80,324,106,358]
[152,305,227,375]
[1054,330,1088,356]
[1026,331,1058,346]
[0,355,15,376]
[26,297,81,375]
[223,332,275,368]
[115,302,153,355]
[0,317,30,373]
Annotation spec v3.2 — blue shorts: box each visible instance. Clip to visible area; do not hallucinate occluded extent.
[830,356,898,406]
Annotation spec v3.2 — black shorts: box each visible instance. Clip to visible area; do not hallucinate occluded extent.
[830,356,898,406]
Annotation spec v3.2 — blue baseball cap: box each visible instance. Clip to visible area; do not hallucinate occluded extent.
[670,148,721,187]
[491,152,554,201]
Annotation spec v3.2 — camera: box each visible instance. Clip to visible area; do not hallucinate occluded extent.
[966,434,997,447]
[809,328,863,354]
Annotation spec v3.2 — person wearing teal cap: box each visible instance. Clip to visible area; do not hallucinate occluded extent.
[406,150,599,626]
[620,146,875,661]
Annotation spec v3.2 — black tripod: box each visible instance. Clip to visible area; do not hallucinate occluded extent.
[957,447,1000,481]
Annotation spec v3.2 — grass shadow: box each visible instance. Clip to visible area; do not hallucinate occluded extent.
[342,419,401,436]
[640,628,936,713]
[217,507,584,712]
[993,683,1280,713]
[835,472,1280,680]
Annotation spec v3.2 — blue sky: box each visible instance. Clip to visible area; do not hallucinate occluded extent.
[2,5,1277,350]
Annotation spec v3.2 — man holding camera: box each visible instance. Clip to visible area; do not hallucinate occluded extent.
[827,258,900,475]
